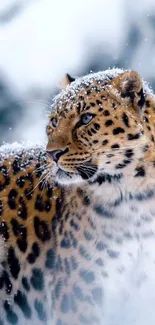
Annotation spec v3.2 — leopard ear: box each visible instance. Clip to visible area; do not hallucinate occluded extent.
[60,73,75,89]
[116,71,142,94]
[112,71,145,107]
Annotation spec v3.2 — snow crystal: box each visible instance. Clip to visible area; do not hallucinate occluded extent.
[0,141,46,161]
[50,68,154,112]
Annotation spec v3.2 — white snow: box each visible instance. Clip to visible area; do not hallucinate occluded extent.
[0,141,45,159]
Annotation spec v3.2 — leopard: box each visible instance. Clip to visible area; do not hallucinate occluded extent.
[1,68,155,325]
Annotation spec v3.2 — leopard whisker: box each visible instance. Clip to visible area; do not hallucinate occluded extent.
[18,99,51,107]
[27,172,49,196]
[78,166,96,179]
[32,163,48,175]
[78,167,91,179]
[40,177,49,197]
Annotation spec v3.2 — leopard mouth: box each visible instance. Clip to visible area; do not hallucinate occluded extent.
[55,168,80,185]
[56,161,98,183]
[56,168,74,179]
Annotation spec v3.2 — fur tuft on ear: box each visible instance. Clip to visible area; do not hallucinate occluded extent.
[114,71,143,96]
[60,73,75,89]
[111,71,145,108]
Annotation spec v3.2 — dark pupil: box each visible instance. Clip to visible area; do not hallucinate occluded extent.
[82,114,92,124]
[51,118,57,127]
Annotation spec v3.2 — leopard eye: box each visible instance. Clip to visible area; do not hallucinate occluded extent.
[80,113,95,125]
[51,117,58,128]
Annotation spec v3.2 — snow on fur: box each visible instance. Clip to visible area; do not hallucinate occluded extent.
[50,68,154,112]
[0,141,46,161]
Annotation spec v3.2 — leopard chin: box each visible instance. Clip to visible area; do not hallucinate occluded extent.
[55,164,98,185]
[55,168,83,185]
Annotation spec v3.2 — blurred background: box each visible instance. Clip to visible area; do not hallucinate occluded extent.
[0,0,155,145]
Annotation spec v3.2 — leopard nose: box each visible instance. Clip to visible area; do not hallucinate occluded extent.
[46,148,68,163]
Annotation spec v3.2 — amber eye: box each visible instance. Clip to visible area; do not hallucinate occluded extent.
[51,117,58,128]
[80,113,95,125]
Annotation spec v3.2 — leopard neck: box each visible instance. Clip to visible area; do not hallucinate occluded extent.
[79,147,155,208]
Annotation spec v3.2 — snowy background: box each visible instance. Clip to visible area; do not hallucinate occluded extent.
[0,0,155,145]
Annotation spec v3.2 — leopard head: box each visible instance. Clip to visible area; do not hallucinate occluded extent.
[46,69,152,185]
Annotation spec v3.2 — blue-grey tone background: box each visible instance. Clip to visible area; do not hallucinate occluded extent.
[0,0,155,144]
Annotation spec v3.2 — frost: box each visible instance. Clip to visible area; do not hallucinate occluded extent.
[50,68,154,112]
[0,141,46,161]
